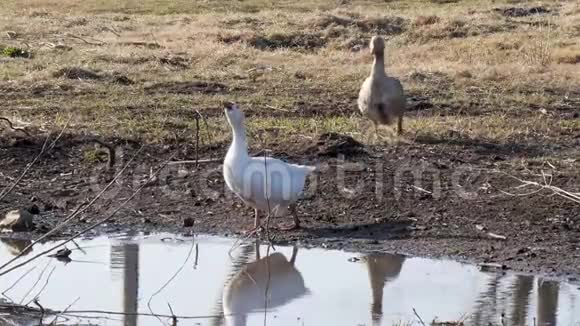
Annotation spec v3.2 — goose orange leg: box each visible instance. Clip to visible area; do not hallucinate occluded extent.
[397,116,403,136]
[243,209,263,236]
[275,205,301,231]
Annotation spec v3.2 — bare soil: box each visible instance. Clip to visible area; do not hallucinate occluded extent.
[1,117,579,280]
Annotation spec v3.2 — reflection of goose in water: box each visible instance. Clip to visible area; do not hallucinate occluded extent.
[0,237,33,256]
[362,253,406,326]
[222,244,309,326]
[208,242,256,326]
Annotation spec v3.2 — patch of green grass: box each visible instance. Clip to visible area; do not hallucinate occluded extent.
[82,148,106,164]
[1,46,31,58]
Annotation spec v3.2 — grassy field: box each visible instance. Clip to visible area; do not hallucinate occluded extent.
[2,0,580,288]
[0,0,579,153]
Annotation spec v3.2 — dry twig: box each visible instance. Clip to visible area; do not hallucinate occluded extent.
[167,303,177,326]
[0,117,30,136]
[19,261,52,305]
[49,297,80,325]
[498,170,580,204]
[33,299,45,325]
[413,308,427,326]
[26,266,57,306]
[2,266,36,302]
[487,232,507,240]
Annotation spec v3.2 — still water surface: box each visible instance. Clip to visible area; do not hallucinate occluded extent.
[0,233,578,326]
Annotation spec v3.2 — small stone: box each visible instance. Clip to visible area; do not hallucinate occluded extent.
[183,217,194,228]
[0,209,34,232]
[52,247,71,258]
[28,204,40,215]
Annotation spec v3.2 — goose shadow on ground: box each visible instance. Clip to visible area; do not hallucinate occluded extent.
[301,219,413,241]
[413,132,554,158]
[299,219,486,243]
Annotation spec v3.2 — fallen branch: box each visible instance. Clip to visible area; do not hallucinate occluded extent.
[167,158,222,165]
[487,232,507,241]
[0,117,30,136]
[498,170,580,204]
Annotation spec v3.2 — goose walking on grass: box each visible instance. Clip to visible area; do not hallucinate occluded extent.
[223,102,316,233]
[358,35,406,140]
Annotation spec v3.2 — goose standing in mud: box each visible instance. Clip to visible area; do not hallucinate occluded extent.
[222,102,316,233]
[222,245,308,326]
[358,35,406,139]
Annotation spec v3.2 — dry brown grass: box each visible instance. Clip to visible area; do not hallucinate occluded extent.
[0,0,578,156]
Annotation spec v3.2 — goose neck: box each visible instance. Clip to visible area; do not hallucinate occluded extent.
[229,121,249,158]
[371,52,386,79]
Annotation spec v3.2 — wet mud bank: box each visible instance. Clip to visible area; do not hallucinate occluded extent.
[1,133,579,279]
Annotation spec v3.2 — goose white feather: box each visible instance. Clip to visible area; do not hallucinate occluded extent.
[223,102,316,231]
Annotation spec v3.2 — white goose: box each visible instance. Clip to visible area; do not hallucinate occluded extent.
[222,246,309,326]
[223,102,316,233]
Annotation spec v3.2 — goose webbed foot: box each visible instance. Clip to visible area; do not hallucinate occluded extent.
[274,222,301,231]
[274,212,301,231]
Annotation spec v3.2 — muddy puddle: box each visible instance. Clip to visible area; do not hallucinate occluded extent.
[0,233,579,326]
